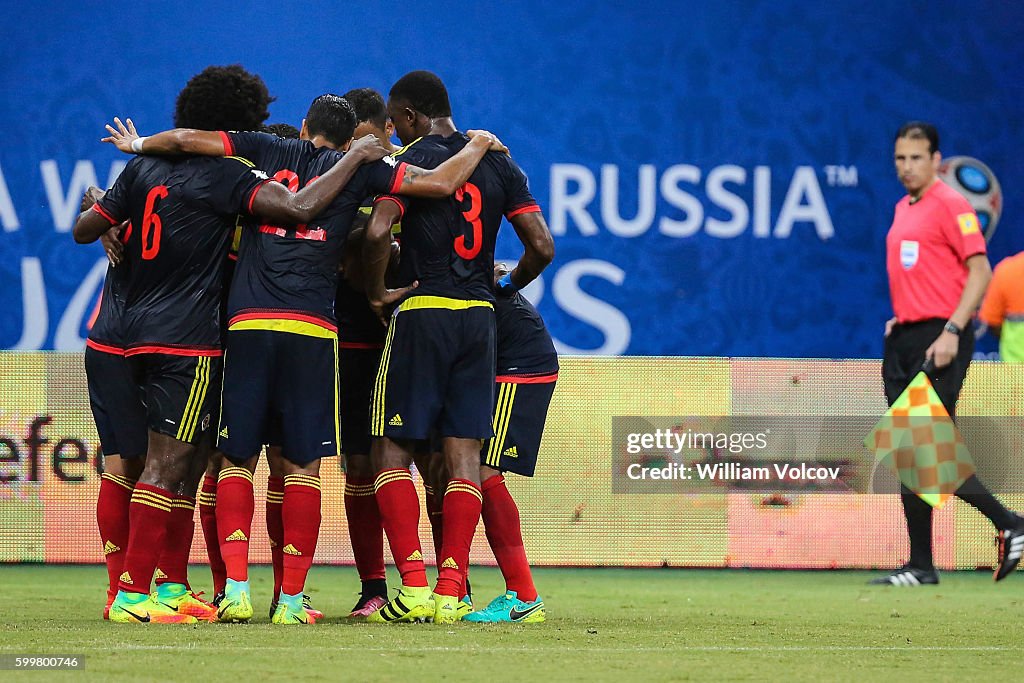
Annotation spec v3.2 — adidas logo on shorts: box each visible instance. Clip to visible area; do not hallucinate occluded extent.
[219,426,229,439]
[503,446,519,458]
[225,529,248,542]
[389,414,404,427]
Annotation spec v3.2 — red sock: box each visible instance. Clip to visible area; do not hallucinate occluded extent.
[281,474,321,596]
[482,474,536,601]
[198,474,226,594]
[266,476,285,599]
[217,466,254,582]
[434,479,482,597]
[97,473,134,598]
[374,469,427,587]
[155,494,195,588]
[117,482,173,595]
[424,483,445,569]
[344,476,386,581]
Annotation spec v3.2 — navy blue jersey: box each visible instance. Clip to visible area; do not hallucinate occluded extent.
[494,291,558,377]
[91,155,267,354]
[222,131,401,332]
[386,133,539,303]
[87,259,129,352]
[335,277,387,345]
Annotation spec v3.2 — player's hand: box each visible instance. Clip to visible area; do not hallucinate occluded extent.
[925,330,959,369]
[80,186,105,212]
[102,117,141,154]
[99,221,126,267]
[349,134,390,163]
[467,129,509,154]
[884,316,897,338]
[369,281,419,326]
[493,262,516,297]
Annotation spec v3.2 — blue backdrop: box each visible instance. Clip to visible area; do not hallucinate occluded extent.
[1,0,1020,357]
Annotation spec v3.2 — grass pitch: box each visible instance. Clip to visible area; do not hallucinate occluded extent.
[0,565,1020,681]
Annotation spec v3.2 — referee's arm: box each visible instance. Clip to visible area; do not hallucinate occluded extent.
[925,253,992,367]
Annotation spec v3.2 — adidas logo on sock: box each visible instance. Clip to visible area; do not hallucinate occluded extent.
[219,426,229,439]
[389,414,404,427]
[103,540,121,555]
[441,557,459,570]
[282,544,302,556]
[154,568,168,580]
[503,446,519,458]
[119,571,133,585]
[406,550,423,562]
[225,529,248,542]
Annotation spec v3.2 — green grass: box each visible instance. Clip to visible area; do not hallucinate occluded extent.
[0,566,1021,682]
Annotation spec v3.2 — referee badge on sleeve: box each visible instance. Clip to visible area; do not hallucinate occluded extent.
[957,212,980,236]
[900,240,919,269]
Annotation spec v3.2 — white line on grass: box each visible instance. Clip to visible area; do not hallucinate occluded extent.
[98,645,1012,653]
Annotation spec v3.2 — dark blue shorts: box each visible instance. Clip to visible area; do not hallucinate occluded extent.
[481,375,557,477]
[126,352,221,445]
[217,328,339,466]
[338,345,383,457]
[85,345,148,459]
[370,296,496,441]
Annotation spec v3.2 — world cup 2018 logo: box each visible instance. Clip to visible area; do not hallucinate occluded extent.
[938,157,1003,242]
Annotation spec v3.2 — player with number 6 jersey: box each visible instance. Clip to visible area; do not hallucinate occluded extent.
[78,84,401,625]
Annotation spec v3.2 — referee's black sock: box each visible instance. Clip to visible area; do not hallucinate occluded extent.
[955,475,1019,530]
[900,485,935,571]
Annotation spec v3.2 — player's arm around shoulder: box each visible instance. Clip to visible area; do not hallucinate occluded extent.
[72,156,142,244]
[250,134,389,224]
[102,116,228,156]
[395,131,508,198]
[73,195,113,244]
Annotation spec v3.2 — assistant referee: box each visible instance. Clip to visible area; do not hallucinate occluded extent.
[872,121,1024,586]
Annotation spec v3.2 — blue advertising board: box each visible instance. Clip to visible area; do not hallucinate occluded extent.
[0,0,1020,357]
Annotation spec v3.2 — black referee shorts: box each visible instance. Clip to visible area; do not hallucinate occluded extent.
[882,318,974,416]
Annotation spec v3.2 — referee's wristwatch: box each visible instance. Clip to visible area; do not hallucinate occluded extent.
[943,321,962,336]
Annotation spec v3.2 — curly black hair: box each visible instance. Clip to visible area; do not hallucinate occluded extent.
[388,71,451,118]
[174,64,274,131]
[342,87,388,129]
[261,122,300,139]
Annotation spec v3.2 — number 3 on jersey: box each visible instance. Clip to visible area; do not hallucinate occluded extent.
[454,182,482,260]
[141,185,169,260]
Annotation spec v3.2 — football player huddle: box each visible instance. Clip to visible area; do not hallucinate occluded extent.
[76,65,556,626]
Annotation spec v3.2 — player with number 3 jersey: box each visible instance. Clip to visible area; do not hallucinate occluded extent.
[362,71,554,625]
